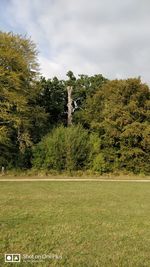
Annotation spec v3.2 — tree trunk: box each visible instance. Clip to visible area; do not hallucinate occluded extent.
[67,86,73,126]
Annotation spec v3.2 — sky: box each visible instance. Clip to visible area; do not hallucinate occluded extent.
[0,0,150,83]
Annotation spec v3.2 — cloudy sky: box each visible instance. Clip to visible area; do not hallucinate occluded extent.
[1,0,150,82]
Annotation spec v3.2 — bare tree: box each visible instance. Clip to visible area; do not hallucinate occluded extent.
[67,85,73,126]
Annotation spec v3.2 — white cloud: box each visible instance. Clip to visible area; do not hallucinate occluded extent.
[2,0,150,82]
[38,55,63,78]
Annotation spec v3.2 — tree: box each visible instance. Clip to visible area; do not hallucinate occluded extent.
[64,71,107,126]
[36,72,107,129]
[66,71,76,126]
[80,78,150,173]
[72,74,108,124]
[0,31,47,167]
[36,76,67,129]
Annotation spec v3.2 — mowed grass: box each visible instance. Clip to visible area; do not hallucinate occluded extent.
[0,181,150,267]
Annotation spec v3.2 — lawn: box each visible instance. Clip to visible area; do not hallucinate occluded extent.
[0,181,150,266]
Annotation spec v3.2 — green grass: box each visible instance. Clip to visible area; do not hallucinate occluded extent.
[1,181,150,266]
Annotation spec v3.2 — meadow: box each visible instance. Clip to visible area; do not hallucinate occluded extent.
[0,181,150,266]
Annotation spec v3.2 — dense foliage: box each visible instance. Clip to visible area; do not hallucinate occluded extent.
[0,32,150,174]
[79,79,150,173]
[32,125,104,172]
[0,31,47,167]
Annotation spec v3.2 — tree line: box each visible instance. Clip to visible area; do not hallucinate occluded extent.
[0,31,150,174]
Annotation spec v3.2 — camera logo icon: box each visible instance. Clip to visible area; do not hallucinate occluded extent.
[5,254,21,263]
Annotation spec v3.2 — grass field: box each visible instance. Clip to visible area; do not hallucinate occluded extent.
[1,181,150,266]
